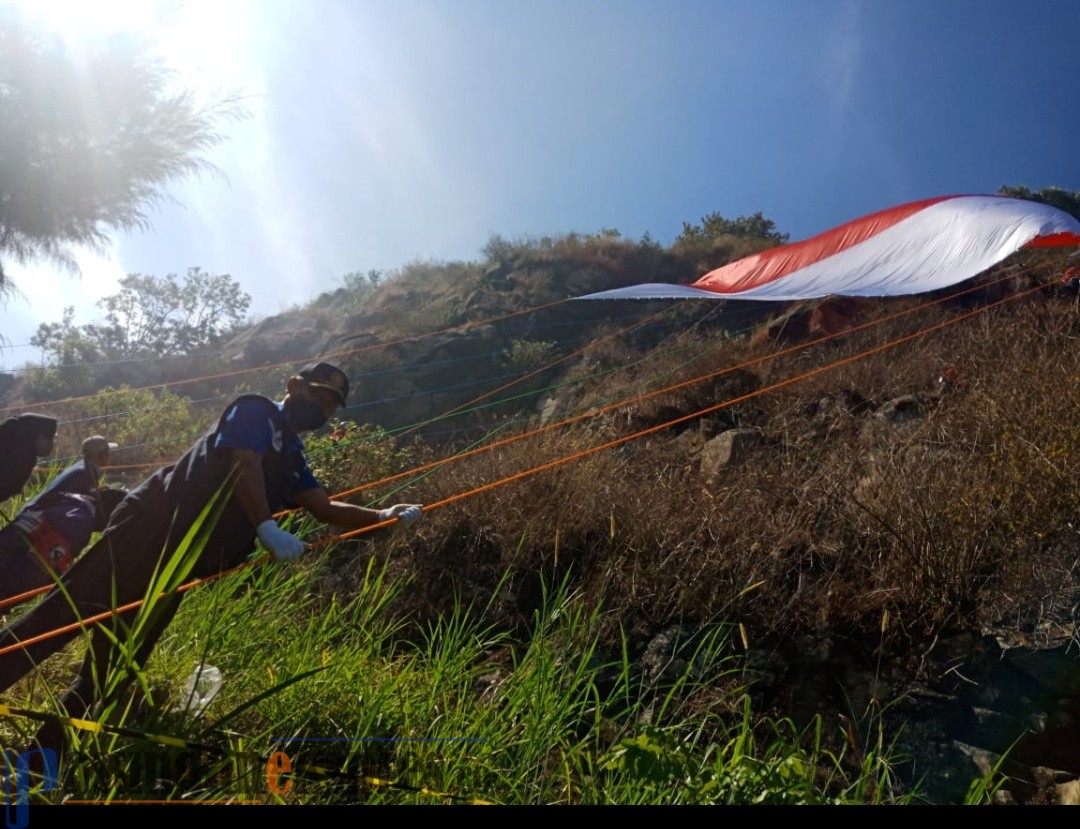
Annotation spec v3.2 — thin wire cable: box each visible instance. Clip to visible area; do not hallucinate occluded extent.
[318,272,1029,505]
[0,281,1041,631]
[0,298,571,415]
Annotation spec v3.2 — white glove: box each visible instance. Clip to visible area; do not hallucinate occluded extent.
[377,504,424,525]
[256,519,307,561]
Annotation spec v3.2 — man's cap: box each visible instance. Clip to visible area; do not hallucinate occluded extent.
[297,362,349,406]
[82,435,118,455]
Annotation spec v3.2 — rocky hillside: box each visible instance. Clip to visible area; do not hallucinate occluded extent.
[4,235,1080,803]
[211,242,1080,804]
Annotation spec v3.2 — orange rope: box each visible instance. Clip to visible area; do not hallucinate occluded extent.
[0,274,1040,612]
[0,558,261,657]
[317,269,1029,506]
[391,306,685,443]
[0,279,1048,650]
[320,283,1047,540]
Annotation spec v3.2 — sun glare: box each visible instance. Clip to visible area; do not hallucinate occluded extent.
[7,0,178,42]
[8,0,264,95]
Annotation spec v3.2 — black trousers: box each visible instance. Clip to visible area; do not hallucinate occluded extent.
[0,492,247,755]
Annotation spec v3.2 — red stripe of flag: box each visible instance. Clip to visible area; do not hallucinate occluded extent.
[692,195,956,294]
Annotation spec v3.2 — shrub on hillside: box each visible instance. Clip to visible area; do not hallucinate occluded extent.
[303,419,419,502]
[384,290,1080,661]
[503,339,560,373]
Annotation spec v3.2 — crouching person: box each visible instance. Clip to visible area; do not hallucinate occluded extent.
[0,361,424,764]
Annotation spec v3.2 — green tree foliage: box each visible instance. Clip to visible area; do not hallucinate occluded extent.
[303,420,417,500]
[504,339,560,372]
[21,305,102,398]
[28,305,100,369]
[0,8,244,300]
[675,211,790,247]
[342,269,384,294]
[339,269,383,312]
[998,185,1080,222]
[95,267,251,357]
[671,211,789,273]
[75,384,202,467]
[32,268,251,361]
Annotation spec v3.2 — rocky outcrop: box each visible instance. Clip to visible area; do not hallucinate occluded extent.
[699,428,764,476]
[637,622,1080,804]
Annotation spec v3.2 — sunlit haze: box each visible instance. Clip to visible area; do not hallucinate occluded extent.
[2,0,1078,369]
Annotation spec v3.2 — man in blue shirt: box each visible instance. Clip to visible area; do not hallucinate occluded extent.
[0,361,423,760]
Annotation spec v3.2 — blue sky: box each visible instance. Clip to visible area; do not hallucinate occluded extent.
[2,0,1078,369]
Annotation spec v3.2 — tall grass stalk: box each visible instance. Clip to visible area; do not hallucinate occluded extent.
[5,518,926,805]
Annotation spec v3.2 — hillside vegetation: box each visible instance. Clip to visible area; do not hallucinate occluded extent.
[2,217,1079,804]
[296,243,1080,656]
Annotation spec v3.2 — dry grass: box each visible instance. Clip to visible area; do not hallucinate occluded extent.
[339,287,1080,693]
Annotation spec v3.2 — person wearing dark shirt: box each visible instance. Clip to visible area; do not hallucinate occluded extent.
[0,414,57,504]
[0,361,424,761]
[20,433,118,512]
[0,433,122,594]
[0,486,127,596]
[37,434,119,503]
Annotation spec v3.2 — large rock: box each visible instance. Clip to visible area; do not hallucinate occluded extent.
[873,393,933,425]
[699,428,763,476]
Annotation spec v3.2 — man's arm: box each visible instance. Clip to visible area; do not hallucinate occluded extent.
[229,448,275,527]
[291,487,423,530]
[291,487,388,529]
[230,448,310,561]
